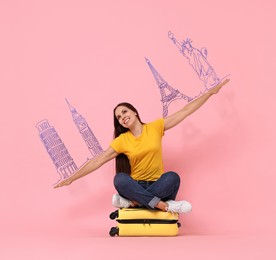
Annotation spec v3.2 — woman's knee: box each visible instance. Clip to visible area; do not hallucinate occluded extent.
[165,171,180,183]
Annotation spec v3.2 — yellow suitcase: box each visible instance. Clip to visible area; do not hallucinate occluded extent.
[109,208,181,237]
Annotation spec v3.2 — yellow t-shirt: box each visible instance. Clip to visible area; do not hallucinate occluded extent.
[110,118,164,181]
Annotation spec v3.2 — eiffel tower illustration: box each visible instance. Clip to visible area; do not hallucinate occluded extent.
[145,57,193,117]
[66,99,103,158]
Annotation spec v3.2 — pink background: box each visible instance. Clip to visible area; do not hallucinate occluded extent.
[1,0,275,259]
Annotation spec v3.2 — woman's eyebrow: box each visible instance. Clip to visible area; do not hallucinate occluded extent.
[116,108,127,119]
[116,111,122,119]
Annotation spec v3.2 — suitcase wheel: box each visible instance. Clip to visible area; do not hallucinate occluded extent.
[109,210,118,220]
[109,227,119,237]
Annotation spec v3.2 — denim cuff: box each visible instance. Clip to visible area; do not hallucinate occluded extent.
[148,196,161,209]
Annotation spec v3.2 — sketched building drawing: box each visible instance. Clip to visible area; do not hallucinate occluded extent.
[36,120,77,180]
[66,99,103,158]
[168,31,220,91]
[145,57,193,117]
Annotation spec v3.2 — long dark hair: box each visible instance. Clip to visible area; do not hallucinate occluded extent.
[113,102,144,174]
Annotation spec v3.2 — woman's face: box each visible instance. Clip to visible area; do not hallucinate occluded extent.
[115,105,137,129]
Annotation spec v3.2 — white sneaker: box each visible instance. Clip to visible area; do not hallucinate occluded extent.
[112,194,132,208]
[166,200,192,213]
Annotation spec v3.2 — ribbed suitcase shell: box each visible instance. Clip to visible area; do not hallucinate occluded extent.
[109,208,180,237]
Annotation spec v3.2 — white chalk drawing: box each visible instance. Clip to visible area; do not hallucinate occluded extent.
[145,57,193,117]
[36,120,78,181]
[37,31,229,182]
[37,100,103,182]
[66,99,103,157]
[168,31,221,91]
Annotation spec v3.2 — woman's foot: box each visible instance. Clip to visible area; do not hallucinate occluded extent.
[166,200,192,213]
[112,194,132,208]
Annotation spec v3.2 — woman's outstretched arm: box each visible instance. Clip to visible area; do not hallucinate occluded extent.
[164,78,230,131]
[54,146,118,188]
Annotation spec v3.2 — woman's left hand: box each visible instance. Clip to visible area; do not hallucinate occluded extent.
[209,78,230,95]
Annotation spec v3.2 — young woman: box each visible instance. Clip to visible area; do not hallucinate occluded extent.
[55,79,230,213]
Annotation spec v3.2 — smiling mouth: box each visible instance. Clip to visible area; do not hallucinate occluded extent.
[124,118,130,124]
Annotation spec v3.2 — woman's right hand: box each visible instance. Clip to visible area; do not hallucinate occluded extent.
[53,147,118,189]
[54,178,72,188]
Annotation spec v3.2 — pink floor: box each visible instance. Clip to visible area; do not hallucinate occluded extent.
[2,216,276,260]
[2,234,275,259]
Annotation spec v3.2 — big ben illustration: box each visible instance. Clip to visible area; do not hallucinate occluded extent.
[66,99,103,157]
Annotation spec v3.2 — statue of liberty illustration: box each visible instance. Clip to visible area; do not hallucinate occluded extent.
[168,31,221,92]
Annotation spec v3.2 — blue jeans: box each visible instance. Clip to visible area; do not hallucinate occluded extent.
[113,171,180,209]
